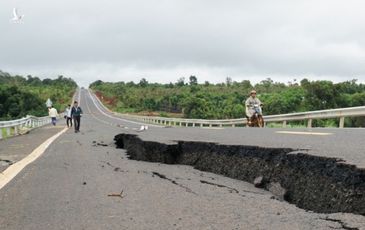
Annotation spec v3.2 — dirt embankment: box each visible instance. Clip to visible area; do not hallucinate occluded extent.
[114,133,365,215]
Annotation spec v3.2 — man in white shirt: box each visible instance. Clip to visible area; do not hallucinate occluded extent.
[48,106,58,126]
[64,104,72,127]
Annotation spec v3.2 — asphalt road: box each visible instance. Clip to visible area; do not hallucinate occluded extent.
[0,89,364,230]
[90,89,365,169]
[0,125,64,173]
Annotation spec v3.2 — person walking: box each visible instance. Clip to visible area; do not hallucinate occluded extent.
[64,104,72,128]
[71,101,83,133]
[48,106,58,126]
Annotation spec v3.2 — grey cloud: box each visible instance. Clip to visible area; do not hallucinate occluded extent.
[1,0,365,85]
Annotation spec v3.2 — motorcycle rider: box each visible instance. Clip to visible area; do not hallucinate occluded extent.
[245,90,263,125]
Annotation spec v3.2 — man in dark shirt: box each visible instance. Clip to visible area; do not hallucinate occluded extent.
[71,101,83,133]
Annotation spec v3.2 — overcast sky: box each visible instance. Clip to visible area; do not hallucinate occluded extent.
[1,0,365,86]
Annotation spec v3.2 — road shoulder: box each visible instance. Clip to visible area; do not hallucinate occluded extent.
[0,124,67,172]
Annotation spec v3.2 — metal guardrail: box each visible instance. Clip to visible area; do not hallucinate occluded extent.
[112,106,365,128]
[0,115,52,139]
[91,90,365,128]
[264,106,365,128]
[0,90,79,140]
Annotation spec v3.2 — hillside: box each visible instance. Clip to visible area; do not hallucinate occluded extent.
[90,77,365,127]
[0,70,77,121]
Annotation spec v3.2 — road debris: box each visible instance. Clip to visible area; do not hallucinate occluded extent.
[268,182,287,201]
[136,125,148,132]
[253,176,265,188]
[92,140,108,147]
[108,190,125,199]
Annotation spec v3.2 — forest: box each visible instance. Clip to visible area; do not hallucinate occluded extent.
[0,70,77,121]
[89,76,365,127]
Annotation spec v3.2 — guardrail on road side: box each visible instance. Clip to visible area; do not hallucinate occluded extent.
[0,115,51,139]
[91,90,365,128]
[264,106,365,128]
[112,106,365,128]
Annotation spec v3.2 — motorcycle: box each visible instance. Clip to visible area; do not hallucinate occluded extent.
[247,104,264,127]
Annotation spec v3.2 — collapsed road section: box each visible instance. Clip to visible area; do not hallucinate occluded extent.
[114,133,365,215]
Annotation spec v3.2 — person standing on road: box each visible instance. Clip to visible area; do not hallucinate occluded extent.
[48,106,58,126]
[64,104,72,128]
[71,101,83,133]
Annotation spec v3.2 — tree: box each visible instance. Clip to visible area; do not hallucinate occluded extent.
[139,78,148,87]
[302,80,339,110]
[226,77,232,86]
[189,75,198,86]
[176,77,185,87]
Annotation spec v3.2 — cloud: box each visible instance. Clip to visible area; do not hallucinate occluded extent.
[1,0,365,85]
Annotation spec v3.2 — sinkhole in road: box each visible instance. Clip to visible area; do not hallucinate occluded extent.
[114,133,365,216]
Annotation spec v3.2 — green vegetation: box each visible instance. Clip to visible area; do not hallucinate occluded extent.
[90,77,365,127]
[0,70,77,121]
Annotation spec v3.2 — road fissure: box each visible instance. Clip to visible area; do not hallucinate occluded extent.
[114,133,365,215]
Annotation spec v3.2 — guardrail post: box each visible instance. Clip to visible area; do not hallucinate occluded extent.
[192,123,195,127]
[200,123,203,127]
[14,126,18,135]
[219,124,222,127]
[282,120,287,128]
[339,117,345,128]
[232,124,235,127]
[0,128,3,139]
[307,119,312,128]
[6,127,11,137]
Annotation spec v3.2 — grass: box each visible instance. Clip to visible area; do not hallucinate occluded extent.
[1,128,9,139]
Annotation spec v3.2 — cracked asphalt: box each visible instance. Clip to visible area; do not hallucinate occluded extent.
[0,89,364,230]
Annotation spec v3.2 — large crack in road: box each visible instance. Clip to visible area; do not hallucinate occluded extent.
[114,133,365,216]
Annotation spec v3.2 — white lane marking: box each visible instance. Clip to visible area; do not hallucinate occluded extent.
[91,89,113,113]
[87,89,161,127]
[83,91,113,127]
[0,127,68,190]
[276,131,333,136]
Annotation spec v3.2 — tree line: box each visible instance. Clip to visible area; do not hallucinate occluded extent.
[0,70,77,121]
[89,76,365,127]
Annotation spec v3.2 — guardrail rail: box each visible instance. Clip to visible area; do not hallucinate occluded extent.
[91,90,365,128]
[0,115,51,139]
